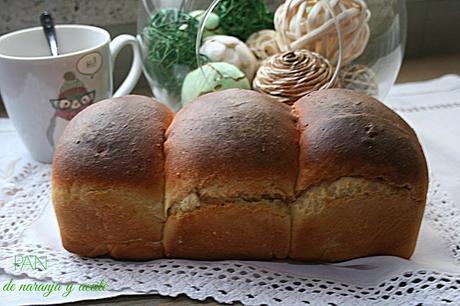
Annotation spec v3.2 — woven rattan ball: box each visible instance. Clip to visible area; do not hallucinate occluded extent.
[274,0,371,66]
[246,30,281,63]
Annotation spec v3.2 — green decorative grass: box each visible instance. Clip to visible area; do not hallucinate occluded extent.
[142,1,274,100]
[216,0,275,41]
[143,8,208,99]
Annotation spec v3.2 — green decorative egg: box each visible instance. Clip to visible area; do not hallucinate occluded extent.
[181,62,250,105]
[189,10,221,38]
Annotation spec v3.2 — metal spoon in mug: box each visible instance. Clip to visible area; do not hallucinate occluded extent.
[40,11,59,56]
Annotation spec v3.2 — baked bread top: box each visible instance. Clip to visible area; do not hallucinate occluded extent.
[164,89,299,211]
[53,95,174,195]
[294,89,428,198]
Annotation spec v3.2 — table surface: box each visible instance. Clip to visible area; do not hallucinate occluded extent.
[3,53,460,306]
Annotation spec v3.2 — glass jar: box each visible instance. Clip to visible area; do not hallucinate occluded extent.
[137,0,407,111]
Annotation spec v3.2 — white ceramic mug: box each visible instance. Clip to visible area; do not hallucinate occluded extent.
[0,25,142,163]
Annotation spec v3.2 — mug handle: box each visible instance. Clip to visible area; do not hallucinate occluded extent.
[109,35,142,97]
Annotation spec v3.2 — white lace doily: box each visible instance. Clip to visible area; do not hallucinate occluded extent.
[1,75,460,305]
[0,163,460,305]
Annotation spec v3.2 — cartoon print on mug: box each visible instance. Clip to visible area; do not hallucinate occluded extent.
[46,71,96,146]
[77,51,103,78]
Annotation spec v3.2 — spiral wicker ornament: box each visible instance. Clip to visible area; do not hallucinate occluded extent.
[274,0,371,66]
[246,30,281,63]
[253,49,337,105]
[339,64,378,97]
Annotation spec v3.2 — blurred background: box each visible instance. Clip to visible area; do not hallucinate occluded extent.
[0,0,459,116]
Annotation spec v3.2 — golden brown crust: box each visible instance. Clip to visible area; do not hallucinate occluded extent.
[53,95,173,193]
[52,184,165,260]
[293,89,416,137]
[52,95,173,260]
[51,89,429,262]
[163,89,298,259]
[293,89,428,199]
[164,89,299,211]
[61,238,163,260]
[290,89,428,261]
[289,177,426,261]
[164,202,290,259]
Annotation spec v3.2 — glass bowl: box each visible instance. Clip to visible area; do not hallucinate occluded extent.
[137,0,406,111]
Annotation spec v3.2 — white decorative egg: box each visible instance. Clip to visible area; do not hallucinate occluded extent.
[200,35,259,82]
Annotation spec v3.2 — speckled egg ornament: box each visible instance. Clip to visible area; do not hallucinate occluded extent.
[253,49,337,105]
[200,35,259,81]
[181,62,251,105]
[274,0,371,65]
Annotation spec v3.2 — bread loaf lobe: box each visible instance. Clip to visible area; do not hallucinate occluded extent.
[52,95,173,259]
[163,89,299,259]
[290,89,428,261]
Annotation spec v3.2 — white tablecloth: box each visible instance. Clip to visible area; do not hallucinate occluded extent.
[1,75,460,306]
[0,122,139,306]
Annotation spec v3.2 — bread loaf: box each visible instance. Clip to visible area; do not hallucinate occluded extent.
[52,89,428,261]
